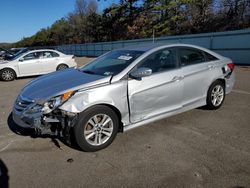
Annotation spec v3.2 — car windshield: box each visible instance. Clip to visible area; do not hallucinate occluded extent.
[80,50,144,76]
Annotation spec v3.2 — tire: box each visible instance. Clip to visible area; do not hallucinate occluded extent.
[0,68,16,81]
[206,80,225,110]
[73,105,119,152]
[56,64,68,71]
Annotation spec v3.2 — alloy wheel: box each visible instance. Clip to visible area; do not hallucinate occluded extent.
[211,85,224,107]
[2,69,14,81]
[84,114,114,146]
[57,65,67,70]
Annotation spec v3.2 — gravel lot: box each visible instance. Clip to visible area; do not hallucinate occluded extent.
[0,57,250,188]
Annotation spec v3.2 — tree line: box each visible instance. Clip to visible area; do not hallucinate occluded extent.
[9,0,250,48]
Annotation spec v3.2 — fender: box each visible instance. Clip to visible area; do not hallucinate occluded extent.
[0,65,19,77]
[59,80,130,126]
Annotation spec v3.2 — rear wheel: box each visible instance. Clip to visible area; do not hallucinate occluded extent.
[206,80,225,110]
[0,68,16,81]
[74,105,119,152]
[56,64,68,71]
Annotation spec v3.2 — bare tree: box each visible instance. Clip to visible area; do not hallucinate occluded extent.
[87,0,98,14]
[75,0,88,17]
[221,0,250,28]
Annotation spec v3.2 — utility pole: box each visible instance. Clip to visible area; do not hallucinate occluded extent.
[152,29,155,43]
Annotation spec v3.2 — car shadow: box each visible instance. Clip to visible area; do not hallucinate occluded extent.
[15,75,39,80]
[7,113,36,137]
[196,106,208,110]
[7,113,81,151]
[0,159,9,188]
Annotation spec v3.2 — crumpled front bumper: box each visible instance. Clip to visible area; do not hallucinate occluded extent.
[12,108,43,129]
[12,94,77,139]
[12,95,44,129]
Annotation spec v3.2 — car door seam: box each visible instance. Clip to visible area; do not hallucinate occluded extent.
[129,78,181,96]
[183,67,209,78]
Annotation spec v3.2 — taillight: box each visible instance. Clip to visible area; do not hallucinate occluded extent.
[227,63,235,71]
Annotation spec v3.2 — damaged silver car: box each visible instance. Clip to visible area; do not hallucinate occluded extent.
[12,44,235,151]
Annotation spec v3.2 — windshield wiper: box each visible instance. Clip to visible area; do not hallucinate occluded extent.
[82,70,96,75]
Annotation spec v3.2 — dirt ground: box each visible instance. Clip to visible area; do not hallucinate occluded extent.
[0,57,250,188]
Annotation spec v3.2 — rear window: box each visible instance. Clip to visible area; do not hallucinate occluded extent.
[52,52,59,57]
[204,52,218,61]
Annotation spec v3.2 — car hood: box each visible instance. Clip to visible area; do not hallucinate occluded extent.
[21,68,111,100]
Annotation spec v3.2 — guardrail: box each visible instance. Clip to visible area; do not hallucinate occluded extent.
[56,29,250,65]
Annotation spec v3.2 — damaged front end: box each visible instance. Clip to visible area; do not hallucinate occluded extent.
[12,92,78,143]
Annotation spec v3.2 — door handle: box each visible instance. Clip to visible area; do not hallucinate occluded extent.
[208,65,215,70]
[172,76,183,82]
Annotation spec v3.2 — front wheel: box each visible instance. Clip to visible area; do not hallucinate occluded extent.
[73,105,119,152]
[0,68,16,81]
[206,80,225,110]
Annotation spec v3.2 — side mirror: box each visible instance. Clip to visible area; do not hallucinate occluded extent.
[19,58,24,62]
[130,67,152,80]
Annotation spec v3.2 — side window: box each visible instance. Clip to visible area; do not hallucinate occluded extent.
[179,48,206,66]
[138,48,177,74]
[42,51,53,58]
[204,52,218,61]
[23,52,40,61]
[41,51,59,58]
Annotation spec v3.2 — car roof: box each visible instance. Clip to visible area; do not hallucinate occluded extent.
[116,43,209,52]
[26,49,60,53]
[119,43,164,52]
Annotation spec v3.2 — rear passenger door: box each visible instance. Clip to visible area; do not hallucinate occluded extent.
[177,47,218,106]
[40,51,59,73]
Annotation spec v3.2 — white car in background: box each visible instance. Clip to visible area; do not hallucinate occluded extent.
[0,49,77,81]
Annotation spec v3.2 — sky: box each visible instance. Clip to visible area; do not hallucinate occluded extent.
[0,0,118,43]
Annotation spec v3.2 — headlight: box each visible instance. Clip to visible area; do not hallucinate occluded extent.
[42,91,75,114]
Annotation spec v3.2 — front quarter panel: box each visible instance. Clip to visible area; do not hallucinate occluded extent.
[59,80,130,125]
[0,61,20,77]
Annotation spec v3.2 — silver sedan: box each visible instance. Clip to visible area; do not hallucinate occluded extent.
[12,44,235,151]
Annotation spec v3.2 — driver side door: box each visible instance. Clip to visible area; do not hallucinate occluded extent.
[18,52,43,76]
[39,51,59,73]
[128,48,183,123]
